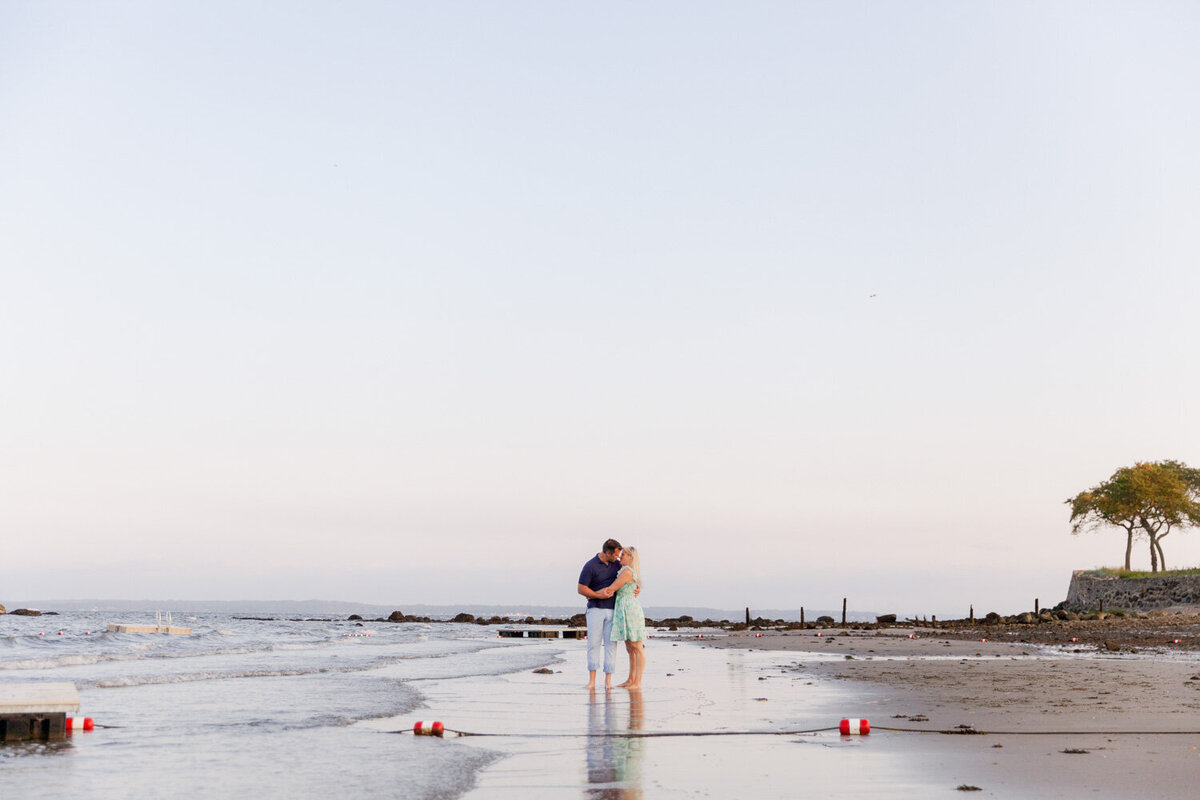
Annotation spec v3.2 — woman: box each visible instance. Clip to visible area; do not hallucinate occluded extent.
[598,546,646,689]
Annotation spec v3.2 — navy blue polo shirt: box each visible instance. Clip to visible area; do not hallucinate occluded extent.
[578,554,620,610]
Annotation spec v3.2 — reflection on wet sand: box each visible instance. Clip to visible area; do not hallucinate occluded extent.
[585,689,644,799]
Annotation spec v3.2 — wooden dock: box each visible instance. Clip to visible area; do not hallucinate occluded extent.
[0,683,79,742]
[498,627,587,639]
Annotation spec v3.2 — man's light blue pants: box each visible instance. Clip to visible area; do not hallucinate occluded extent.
[585,607,616,674]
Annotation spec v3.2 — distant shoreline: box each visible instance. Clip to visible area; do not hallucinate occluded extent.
[0,599,882,622]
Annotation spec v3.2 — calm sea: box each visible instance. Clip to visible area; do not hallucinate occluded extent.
[0,611,555,798]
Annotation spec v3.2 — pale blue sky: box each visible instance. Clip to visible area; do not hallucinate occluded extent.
[2,2,1198,614]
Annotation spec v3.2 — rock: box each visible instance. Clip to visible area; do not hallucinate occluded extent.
[876,614,897,624]
[1104,641,1120,651]
[387,611,405,622]
[817,615,836,625]
[1016,613,1036,624]
[451,613,475,623]
[0,603,5,614]
[532,667,554,674]
[11,608,41,616]
[348,614,363,621]
[984,612,1002,624]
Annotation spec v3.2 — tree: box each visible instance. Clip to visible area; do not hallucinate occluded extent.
[1067,468,1143,571]
[1067,461,1200,572]
[1131,461,1200,572]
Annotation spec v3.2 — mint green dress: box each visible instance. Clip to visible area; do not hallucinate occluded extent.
[610,566,646,642]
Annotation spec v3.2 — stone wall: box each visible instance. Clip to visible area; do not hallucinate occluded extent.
[1064,570,1200,611]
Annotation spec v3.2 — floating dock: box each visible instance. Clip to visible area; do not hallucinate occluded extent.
[0,683,79,742]
[106,610,191,635]
[498,627,587,639]
[105,624,192,634]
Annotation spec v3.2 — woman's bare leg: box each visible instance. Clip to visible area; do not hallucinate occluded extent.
[627,641,645,689]
[617,640,635,687]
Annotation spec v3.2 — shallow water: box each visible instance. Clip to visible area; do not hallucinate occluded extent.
[0,612,539,797]
[373,634,967,798]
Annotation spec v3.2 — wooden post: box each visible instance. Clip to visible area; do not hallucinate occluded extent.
[931,614,937,629]
[800,607,805,625]
[842,598,847,627]
[1099,599,1104,613]
[745,607,750,625]
[969,605,974,624]
[1035,598,1039,615]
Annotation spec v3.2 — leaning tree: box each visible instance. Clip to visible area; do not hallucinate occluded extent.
[1067,460,1200,572]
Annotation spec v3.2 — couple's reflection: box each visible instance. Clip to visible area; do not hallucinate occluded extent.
[585,688,644,799]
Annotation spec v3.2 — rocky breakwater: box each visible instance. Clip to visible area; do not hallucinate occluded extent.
[1064,570,1200,612]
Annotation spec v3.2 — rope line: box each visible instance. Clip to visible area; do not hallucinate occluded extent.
[391,725,1200,738]
[875,726,1200,736]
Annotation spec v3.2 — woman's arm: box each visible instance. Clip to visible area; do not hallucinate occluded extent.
[597,568,633,598]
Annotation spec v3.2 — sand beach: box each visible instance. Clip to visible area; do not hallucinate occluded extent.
[709,619,1200,798]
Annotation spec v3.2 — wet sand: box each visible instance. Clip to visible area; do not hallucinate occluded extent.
[711,628,1200,798]
[365,630,1200,798]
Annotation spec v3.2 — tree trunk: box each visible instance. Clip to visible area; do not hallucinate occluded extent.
[1125,528,1133,571]
[1149,534,1159,572]
[1156,527,1173,573]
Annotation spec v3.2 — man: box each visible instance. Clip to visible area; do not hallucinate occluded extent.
[577,538,623,689]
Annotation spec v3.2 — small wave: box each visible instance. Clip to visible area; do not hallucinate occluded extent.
[74,642,506,688]
[0,642,326,672]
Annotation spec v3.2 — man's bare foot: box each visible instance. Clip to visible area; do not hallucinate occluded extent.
[625,683,641,690]
[617,680,631,687]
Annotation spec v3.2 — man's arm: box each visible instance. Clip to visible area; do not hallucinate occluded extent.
[578,583,600,600]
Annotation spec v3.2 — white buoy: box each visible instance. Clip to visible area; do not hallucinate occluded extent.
[840,718,870,735]
[413,720,444,737]
[66,717,94,733]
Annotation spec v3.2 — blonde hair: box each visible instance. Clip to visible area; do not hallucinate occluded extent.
[625,546,642,589]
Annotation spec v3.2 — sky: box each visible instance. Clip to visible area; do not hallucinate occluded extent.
[2,2,1198,616]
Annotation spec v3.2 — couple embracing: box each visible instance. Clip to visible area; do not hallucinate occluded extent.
[577,539,646,690]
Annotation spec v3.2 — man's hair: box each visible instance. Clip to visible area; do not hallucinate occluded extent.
[602,539,622,554]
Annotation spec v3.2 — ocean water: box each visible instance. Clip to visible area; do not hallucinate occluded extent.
[3,612,1040,798]
[0,611,554,798]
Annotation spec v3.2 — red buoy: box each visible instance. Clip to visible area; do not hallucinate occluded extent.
[840,718,870,735]
[980,638,988,643]
[66,717,94,733]
[413,720,444,737]
[1070,637,1079,642]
